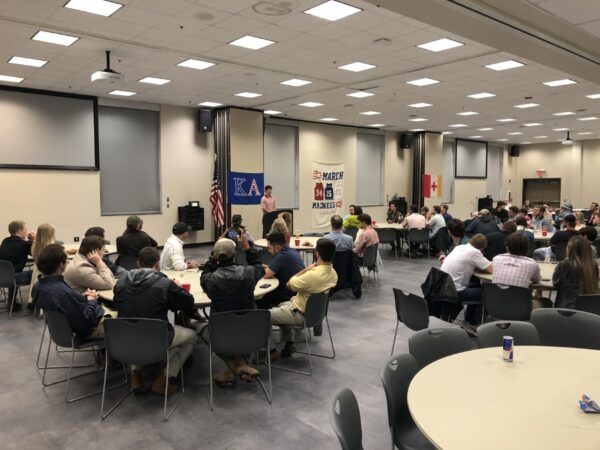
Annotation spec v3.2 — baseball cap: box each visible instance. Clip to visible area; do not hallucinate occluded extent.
[267,232,286,246]
[213,238,236,260]
[126,215,143,227]
[479,209,490,216]
[561,203,573,210]
[172,222,190,235]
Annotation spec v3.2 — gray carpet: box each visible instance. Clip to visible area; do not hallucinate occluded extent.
[0,245,439,449]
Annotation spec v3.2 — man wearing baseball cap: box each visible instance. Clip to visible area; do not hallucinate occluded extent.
[116,215,158,266]
[159,222,198,271]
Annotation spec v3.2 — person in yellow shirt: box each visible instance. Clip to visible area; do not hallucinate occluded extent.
[269,239,338,358]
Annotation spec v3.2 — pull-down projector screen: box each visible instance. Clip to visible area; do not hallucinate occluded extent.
[455,138,487,178]
[0,86,98,170]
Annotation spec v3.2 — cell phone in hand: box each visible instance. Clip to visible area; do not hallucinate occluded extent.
[227,229,239,240]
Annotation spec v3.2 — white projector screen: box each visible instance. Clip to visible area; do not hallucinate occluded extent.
[0,87,97,170]
[455,138,487,178]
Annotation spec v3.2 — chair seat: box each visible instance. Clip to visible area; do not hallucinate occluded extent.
[395,422,436,450]
[428,316,457,329]
[73,337,104,350]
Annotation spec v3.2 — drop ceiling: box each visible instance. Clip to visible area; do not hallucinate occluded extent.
[1,0,600,145]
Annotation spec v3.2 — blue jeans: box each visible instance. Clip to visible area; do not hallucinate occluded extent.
[458,287,483,325]
[533,246,554,261]
[8,270,32,302]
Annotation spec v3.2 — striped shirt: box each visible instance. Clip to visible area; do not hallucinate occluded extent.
[492,253,541,289]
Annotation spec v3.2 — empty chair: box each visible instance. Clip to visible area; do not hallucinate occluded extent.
[431,227,451,254]
[381,353,435,450]
[407,228,429,259]
[390,289,456,355]
[0,260,28,317]
[361,244,379,286]
[376,228,398,258]
[482,284,532,321]
[530,308,600,350]
[477,321,540,348]
[408,328,472,369]
[208,309,272,409]
[575,294,600,315]
[329,387,363,450]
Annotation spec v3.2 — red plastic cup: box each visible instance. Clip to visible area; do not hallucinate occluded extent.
[294,239,301,246]
[541,230,548,237]
[181,283,191,292]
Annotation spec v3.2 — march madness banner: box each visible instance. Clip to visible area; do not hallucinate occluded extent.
[312,161,344,228]
[422,173,442,198]
[227,171,263,205]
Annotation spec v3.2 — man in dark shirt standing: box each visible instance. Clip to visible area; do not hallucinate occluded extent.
[114,247,196,396]
[116,216,158,264]
[0,220,36,310]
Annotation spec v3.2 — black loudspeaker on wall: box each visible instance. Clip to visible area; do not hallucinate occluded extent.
[197,109,213,132]
[510,144,520,157]
[400,133,414,149]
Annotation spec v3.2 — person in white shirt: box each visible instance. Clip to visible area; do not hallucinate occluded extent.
[160,222,198,271]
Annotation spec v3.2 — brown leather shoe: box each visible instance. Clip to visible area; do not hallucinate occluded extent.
[150,374,179,396]
[131,370,143,394]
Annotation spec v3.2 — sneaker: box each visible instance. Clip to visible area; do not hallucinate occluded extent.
[131,370,143,394]
[213,368,236,387]
[151,375,179,396]
[281,342,297,358]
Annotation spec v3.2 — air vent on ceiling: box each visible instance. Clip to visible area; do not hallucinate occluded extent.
[253,1,295,16]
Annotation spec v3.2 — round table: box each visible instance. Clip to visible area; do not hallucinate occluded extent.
[474,262,556,290]
[408,346,600,450]
[533,230,554,241]
[374,222,405,230]
[254,236,321,251]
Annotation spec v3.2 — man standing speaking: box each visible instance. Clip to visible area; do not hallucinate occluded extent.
[260,185,276,237]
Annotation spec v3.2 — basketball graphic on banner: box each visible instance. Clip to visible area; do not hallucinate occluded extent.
[311,161,344,228]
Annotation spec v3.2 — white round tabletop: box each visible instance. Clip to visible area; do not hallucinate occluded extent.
[374,222,405,230]
[408,346,600,450]
[474,262,556,289]
[533,230,555,241]
[254,236,321,251]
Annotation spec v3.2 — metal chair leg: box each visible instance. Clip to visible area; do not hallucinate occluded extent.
[208,343,214,411]
[390,321,400,356]
[271,324,313,376]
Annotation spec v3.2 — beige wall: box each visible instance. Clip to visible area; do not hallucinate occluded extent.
[0,103,214,245]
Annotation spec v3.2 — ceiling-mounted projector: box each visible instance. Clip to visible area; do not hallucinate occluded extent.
[562,131,573,145]
[91,50,124,83]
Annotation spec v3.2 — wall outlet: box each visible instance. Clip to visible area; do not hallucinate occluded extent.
[74,236,79,242]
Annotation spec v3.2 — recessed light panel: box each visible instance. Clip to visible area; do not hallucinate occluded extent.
[534,136,548,138]
[304,0,362,21]
[586,93,600,99]
[553,111,575,116]
[457,111,478,116]
[338,62,376,72]
[235,92,262,98]
[359,111,381,116]
[0,74,24,83]
[469,136,483,139]
[468,92,496,99]
[449,123,468,128]
[442,131,453,135]
[299,102,323,108]
[177,59,215,70]
[369,123,385,127]
[514,103,539,109]
[417,38,463,52]
[229,35,275,50]
[138,77,171,85]
[408,102,432,108]
[406,78,439,86]
[409,128,425,132]
[497,139,508,141]
[320,117,338,122]
[32,30,79,46]
[408,117,428,122]
[199,102,223,107]
[484,60,524,71]
[64,0,122,16]
[264,110,282,115]
[497,118,516,122]
[553,128,569,131]
[478,128,493,131]
[9,56,47,67]
[347,91,374,98]
[523,123,542,127]
[578,116,599,121]
[281,78,312,87]
[508,132,523,135]
[578,132,593,135]
[109,90,136,96]
[543,79,577,87]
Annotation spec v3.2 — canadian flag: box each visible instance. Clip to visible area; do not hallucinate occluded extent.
[422,174,442,198]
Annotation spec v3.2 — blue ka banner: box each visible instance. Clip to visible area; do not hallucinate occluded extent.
[227,172,264,205]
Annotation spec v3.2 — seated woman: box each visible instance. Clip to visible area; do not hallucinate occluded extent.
[29,223,63,306]
[269,218,291,245]
[574,211,586,231]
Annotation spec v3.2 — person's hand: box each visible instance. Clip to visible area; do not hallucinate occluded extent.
[438,254,446,262]
[186,259,198,269]
[28,231,36,241]
[238,230,250,250]
[84,289,99,300]
[86,250,104,266]
[172,277,181,286]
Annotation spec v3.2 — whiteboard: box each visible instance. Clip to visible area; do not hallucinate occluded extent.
[455,138,487,178]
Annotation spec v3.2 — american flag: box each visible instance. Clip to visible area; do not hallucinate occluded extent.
[210,166,225,227]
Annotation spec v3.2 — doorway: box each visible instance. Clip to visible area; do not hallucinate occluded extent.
[522,178,561,208]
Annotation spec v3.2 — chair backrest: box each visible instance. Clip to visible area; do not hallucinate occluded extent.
[554,241,568,261]
[344,227,358,240]
[235,247,248,265]
[45,310,76,348]
[258,248,274,265]
[303,292,329,328]
[329,387,363,450]
[575,294,600,315]
[408,228,429,244]
[0,260,16,288]
[209,309,271,356]
[375,228,396,244]
[392,288,429,331]
[482,283,532,321]
[433,227,451,252]
[380,353,419,433]
[530,308,600,350]
[408,327,472,368]
[362,244,378,268]
[117,253,138,270]
[477,321,540,348]
[104,318,169,365]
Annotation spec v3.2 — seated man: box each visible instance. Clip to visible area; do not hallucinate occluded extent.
[270,238,338,358]
[465,209,500,236]
[441,204,453,223]
[64,236,116,294]
[439,219,468,262]
[427,205,446,252]
[84,227,125,277]
[160,222,198,271]
[493,233,541,289]
[353,214,379,261]
[507,205,520,221]
[34,244,107,339]
[222,214,255,246]
[0,220,36,310]
[260,232,305,308]
[386,202,402,224]
[441,234,492,330]
[116,216,158,264]
[324,215,354,251]
[534,214,578,261]
[484,221,517,261]
[580,226,599,258]
[530,205,555,231]
[114,247,196,395]
[494,201,509,223]
[402,204,427,256]
[200,233,265,385]
[515,215,534,242]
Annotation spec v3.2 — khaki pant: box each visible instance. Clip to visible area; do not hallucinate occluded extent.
[87,308,118,339]
[270,301,305,343]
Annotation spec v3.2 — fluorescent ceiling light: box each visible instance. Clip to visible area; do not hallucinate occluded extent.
[347,91,374,98]
[303,0,361,21]
[281,78,311,87]
[521,142,531,144]
[468,92,496,99]
[497,118,516,122]
[338,62,376,72]
[0,74,24,83]
[359,111,381,116]
[198,101,222,107]
[408,102,432,108]
[578,116,599,121]
[108,90,136,96]
[228,35,275,50]
[368,123,385,127]
[32,30,79,46]
[138,77,170,85]
[508,132,523,135]
[585,93,600,99]
[409,128,425,132]
[523,123,542,127]
[64,0,122,16]
[514,103,539,109]
[320,117,338,122]
[543,79,577,87]
[553,111,575,116]
[177,59,215,70]
[264,110,282,115]
[408,117,428,122]
[484,60,524,71]
[497,138,508,141]
[534,136,548,138]
[457,111,478,116]
[9,56,47,67]
[448,123,468,128]
[553,128,569,131]
[406,78,439,86]
[578,132,593,135]
[469,136,483,138]
[299,102,323,107]
[235,92,262,98]
[442,131,453,135]
[417,38,463,52]
[478,128,494,131]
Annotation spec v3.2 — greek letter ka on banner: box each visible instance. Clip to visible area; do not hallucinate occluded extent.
[312,161,344,228]
[422,174,442,198]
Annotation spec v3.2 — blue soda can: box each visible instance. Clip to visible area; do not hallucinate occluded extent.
[503,336,514,362]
